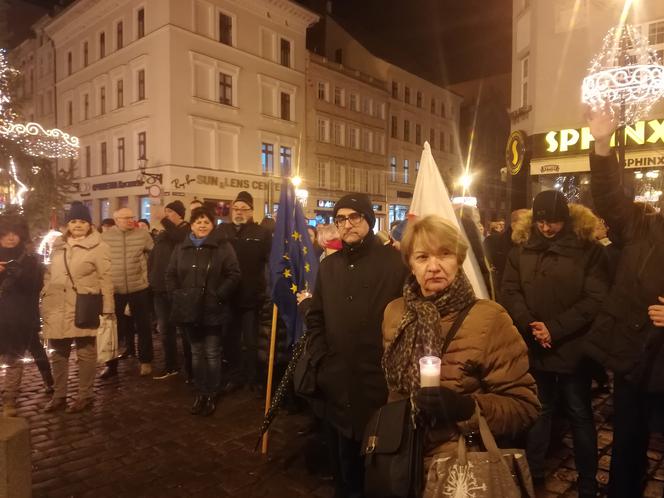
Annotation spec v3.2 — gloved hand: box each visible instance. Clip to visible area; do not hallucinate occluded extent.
[415,386,475,424]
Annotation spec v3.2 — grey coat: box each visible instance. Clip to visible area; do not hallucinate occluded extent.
[101,227,154,294]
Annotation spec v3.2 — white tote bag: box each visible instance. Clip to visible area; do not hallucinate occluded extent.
[96,315,118,364]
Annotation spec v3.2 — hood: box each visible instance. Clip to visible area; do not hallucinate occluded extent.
[53,230,103,250]
[512,203,599,246]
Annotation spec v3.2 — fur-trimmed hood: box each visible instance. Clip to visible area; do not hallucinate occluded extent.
[511,204,600,246]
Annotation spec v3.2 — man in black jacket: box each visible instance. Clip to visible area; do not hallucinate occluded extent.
[149,201,192,380]
[584,110,664,498]
[217,191,271,392]
[307,194,409,498]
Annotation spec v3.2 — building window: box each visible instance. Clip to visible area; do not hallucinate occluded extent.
[347,167,356,191]
[100,142,108,174]
[219,13,232,45]
[280,38,291,67]
[317,82,329,101]
[333,122,345,146]
[431,98,436,114]
[416,91,422,108]
[85,145,91,177]
[117,79,124,108]
[67,52,72,75]
[404,86,410,104]
[137,8,145,38]
[415,124,422,145]
[350,93,359,111]
[261,142,274,174]
[391,116,398,138]
[648,20,664,45]
[318,161,327,188]
[440,102,446,118]
[100,87,106,114]
[280,92,290,120]
[280,146,292,175]
[430,128,435,148]
[390,156,397,182]
[117,21,123,49]
[520,56,529,107]
[67,101,73,125]
[331,163,341,189]
[118,137,125,172]
[363,130,373,152]
[138,131,147,159]
[404,159,409,183]
[219,72,232,105]
[362,97,371,115]
[99,32,106,58]
[318,118,330,142]
[83,42,88,67]
[349,127,360,149]
[83,94,89,120]
[334,86,344,107]
[403,120,410,142]
[391,81,398,98]
[138,69,145,100]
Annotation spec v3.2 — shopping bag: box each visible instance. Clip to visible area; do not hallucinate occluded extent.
[96,315,118,364]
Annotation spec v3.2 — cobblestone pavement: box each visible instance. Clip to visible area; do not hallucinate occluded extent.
[2,344,664,497]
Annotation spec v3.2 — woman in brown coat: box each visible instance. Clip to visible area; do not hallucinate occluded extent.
[382,215,540,461]
[41,202,114,413]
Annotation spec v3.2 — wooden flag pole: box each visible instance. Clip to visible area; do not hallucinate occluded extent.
[261,304,279,455]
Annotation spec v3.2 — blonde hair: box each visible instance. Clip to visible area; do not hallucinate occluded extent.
[400,215,468,265]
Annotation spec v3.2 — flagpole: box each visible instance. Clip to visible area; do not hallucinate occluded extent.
[261,303,279,455]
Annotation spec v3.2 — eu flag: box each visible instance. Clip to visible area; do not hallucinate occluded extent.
[269,175,319,345]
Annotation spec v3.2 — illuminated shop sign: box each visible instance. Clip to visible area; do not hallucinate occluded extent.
[317,199,335,208]
[532,118,664,158]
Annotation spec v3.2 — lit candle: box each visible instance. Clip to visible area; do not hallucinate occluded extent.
[419,356,441,388]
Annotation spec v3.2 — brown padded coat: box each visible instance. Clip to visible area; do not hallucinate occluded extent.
[41,231,114,339]
[382,298,540,455]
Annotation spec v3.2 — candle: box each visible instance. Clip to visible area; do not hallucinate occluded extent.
[419,356,441,388]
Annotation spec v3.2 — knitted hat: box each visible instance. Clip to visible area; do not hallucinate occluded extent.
[165,200,186,219]
[66,201,92,224]
[234,191,254,209]
[333,193,376,229]
[532,190,569,223]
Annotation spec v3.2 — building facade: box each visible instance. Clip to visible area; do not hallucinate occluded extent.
[510,0,664,209]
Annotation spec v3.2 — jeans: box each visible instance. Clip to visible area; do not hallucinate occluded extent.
[223,306,260,386]
[527,370,597,495]
[184,327,221,396]
[50,337,97,400]
[325,424,365,498]
[609,375,664,498]
[153,292,191,373]
[114,289,154,363]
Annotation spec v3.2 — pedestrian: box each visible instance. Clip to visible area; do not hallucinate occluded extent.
[584,109,664,498]
[305,193,409,497]
[217,191,271,393]
[99,218,115,233]
[148,201,192,381]
[316,223,341,261]
[101,207,154,378]
[41,202,114,412]
[382,215,539,472]
[138,219,150,231]
[306,225,324,258]
[0,214,45,417]
[500,190,609,497]
[166,207,240,416]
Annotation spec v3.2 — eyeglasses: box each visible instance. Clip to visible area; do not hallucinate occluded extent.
[232,208,252,213]
[334,212,364,227]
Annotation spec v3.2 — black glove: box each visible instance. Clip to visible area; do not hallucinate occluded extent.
[415,386,475,423]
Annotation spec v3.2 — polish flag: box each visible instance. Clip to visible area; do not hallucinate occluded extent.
[408,142,489,299]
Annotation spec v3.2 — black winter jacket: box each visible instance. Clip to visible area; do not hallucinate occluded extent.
[148,219,190,293]
[584,152,664,392]
[165,236,241,327]
[501,206,609,373]
[307,233,409,440]
[217,222,271,309]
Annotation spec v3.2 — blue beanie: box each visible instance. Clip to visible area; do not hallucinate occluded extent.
[66,201,92,224]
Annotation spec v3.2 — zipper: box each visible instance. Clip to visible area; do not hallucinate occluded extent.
[123,231,129,293]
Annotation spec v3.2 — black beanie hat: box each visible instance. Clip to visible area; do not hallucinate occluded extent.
[234,191,254,209]
[165,200,186,219]
[66,201,92,224]
[333,193,376,229]
[532,190,569,223]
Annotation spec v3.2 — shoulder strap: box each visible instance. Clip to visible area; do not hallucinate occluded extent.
[440,300,477,358]
[62,247,78,292]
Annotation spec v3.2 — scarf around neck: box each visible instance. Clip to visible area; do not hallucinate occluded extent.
[382,270,476,396]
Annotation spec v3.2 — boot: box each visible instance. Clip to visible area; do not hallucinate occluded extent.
[199,395,217,417]
[66,397,93,413]
[190,394,206,415]
[40,368,54,395]
[44,397,67,413]
[99,362,118,379]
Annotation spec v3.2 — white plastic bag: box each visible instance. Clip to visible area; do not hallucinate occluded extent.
[97,315,118,364]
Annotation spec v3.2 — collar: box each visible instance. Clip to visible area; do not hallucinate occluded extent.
[342,232,378,258]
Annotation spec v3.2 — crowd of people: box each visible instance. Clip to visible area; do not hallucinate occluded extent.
[0,111,663,497]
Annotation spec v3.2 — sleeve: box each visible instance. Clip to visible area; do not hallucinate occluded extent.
[304,265,329,365]
[545,243,609,342]
[462,308,541,438]
[144,230,155,253]
[97,244,115,314]
[165,246,180,293]
[499,247,536,338]
[216,242,241,301]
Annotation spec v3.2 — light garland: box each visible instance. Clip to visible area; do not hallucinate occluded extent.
[0,121,79,159]
[582,24,664,125]
[37,229,63,264]
[9,156,28,206]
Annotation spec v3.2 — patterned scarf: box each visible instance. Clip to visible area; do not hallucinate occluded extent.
[382,271,476,396]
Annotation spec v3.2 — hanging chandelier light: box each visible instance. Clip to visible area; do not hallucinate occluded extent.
[582,24,664,126]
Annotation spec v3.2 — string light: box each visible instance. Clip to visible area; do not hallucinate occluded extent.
[0,121,79,159]
[582,24,664,125]
[37,229,63,264]
[9,156,28,206]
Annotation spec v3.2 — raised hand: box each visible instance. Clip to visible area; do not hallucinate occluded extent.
[584,104,616,156]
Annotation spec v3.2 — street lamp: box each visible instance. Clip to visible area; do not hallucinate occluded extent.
[138,157,148,172]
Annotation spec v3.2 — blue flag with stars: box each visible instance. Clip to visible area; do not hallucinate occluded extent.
[269,175,319,345]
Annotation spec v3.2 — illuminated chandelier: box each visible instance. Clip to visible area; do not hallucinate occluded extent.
[582,24,664,125]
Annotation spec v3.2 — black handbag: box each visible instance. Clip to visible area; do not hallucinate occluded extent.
[361,300,477,498]
[170,256,212,325]
[63,248,103,329]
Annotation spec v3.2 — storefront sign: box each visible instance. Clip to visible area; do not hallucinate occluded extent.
[194,174,282,192]
[505,130,528,175]
[317,199,335,209]
[532,151,664,175]
[92,179,144,191]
